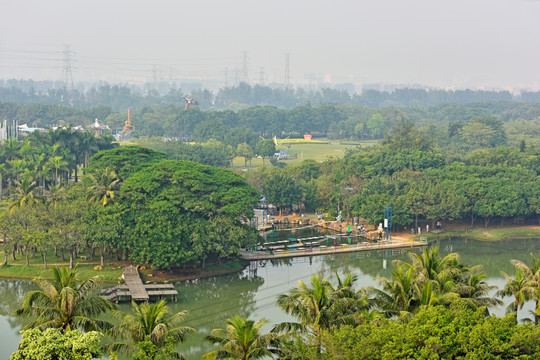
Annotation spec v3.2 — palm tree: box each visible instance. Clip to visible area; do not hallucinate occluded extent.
[371,265,418,316]
[510,253,540,323]
[274,275,333,344]
[415,280,459,308]
[108,300,195,357]
[203,316,280,360]
[15,266,116,332]
[405,246,460,283]
[496,268,535,320]
[455,266,502,311]
[43,183,66,209]
[47,155,69,186]
[87,168,121,206]
[1,138,21,161]
[325,272,377,326]
[9,177,39,213]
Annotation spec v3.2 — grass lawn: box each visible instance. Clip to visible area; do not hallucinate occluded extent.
[0,249,123,282]
[232,139,378,168]
[0,248,249,283]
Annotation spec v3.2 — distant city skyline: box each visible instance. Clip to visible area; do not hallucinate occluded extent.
[1,0,539,91]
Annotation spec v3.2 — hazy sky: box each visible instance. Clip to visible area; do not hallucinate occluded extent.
[1,0,539,90]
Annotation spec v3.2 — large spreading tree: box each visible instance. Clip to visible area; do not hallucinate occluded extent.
[119,159,261,269]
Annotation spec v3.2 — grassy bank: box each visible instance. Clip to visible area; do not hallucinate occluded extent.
[416,225,540,242]
[0,249,248,282]
[0,261,123,282]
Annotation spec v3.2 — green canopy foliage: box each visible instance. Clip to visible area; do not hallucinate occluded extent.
[119,160,261,268]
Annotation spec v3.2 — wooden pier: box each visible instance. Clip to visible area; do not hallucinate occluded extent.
[101,266,178,303]
[240,240,427,261]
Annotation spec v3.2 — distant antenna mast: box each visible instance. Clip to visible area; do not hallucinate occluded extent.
[284,53,290,88]
[224,67,229,87]
[61,45,75,90]
[241,51,249,83]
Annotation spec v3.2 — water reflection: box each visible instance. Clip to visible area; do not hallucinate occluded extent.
[0,279,34,357]
[0,235,539,359]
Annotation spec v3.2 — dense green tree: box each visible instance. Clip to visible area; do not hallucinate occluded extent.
[11,328,103,360]
[236,142,254,167]
[316,302,540,360]
[254,139,276,165]
[119,160,260,268]
[87,146,167,180]
[262,171,302,215]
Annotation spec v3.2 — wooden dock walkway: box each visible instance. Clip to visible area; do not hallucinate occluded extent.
[240,240,427,261]
[123,265,149,301]
[100,266,178,303]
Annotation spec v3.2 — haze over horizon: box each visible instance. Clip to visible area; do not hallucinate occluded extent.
[1,0,539,91]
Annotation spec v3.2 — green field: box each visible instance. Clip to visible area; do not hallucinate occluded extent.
[232,139,378,168]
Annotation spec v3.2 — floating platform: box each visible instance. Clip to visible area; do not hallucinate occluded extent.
[240,240,426,261]
[101,266,178,303]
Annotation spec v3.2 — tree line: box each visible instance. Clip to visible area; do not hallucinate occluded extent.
[10,248,540,359]
[5,79,540,110]
[3,98,540,150]
[245,118,540,228]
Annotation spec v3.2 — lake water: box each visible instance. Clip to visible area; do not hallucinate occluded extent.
[1,233,539,359]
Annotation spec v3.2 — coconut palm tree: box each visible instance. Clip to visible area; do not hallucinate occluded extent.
[324,272,378,326]
[510,253,540,323]
[0,138,21,162]
[9,177,40,213]
[274,274,367,351]
[203,316,280,360]
[274,275,333,343]
[405,246,460,283]
[108,300,195,358]
[47,155,69,186]
[15,266,115,332]
[455,266,502,311]
[371,265,418,316]
[87,168,121,206]
[496,268,535,320]
[415,280,459,308]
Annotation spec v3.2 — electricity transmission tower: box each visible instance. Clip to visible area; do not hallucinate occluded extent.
[61,45,75,90]
[284,53,290,88]
[241,51,250,83]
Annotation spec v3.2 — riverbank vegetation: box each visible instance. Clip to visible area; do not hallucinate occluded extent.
[3,99,540,273]
[0,130,261,272]
[10,248,540,359]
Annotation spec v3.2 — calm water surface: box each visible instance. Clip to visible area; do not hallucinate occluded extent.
[1,233,539,359]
